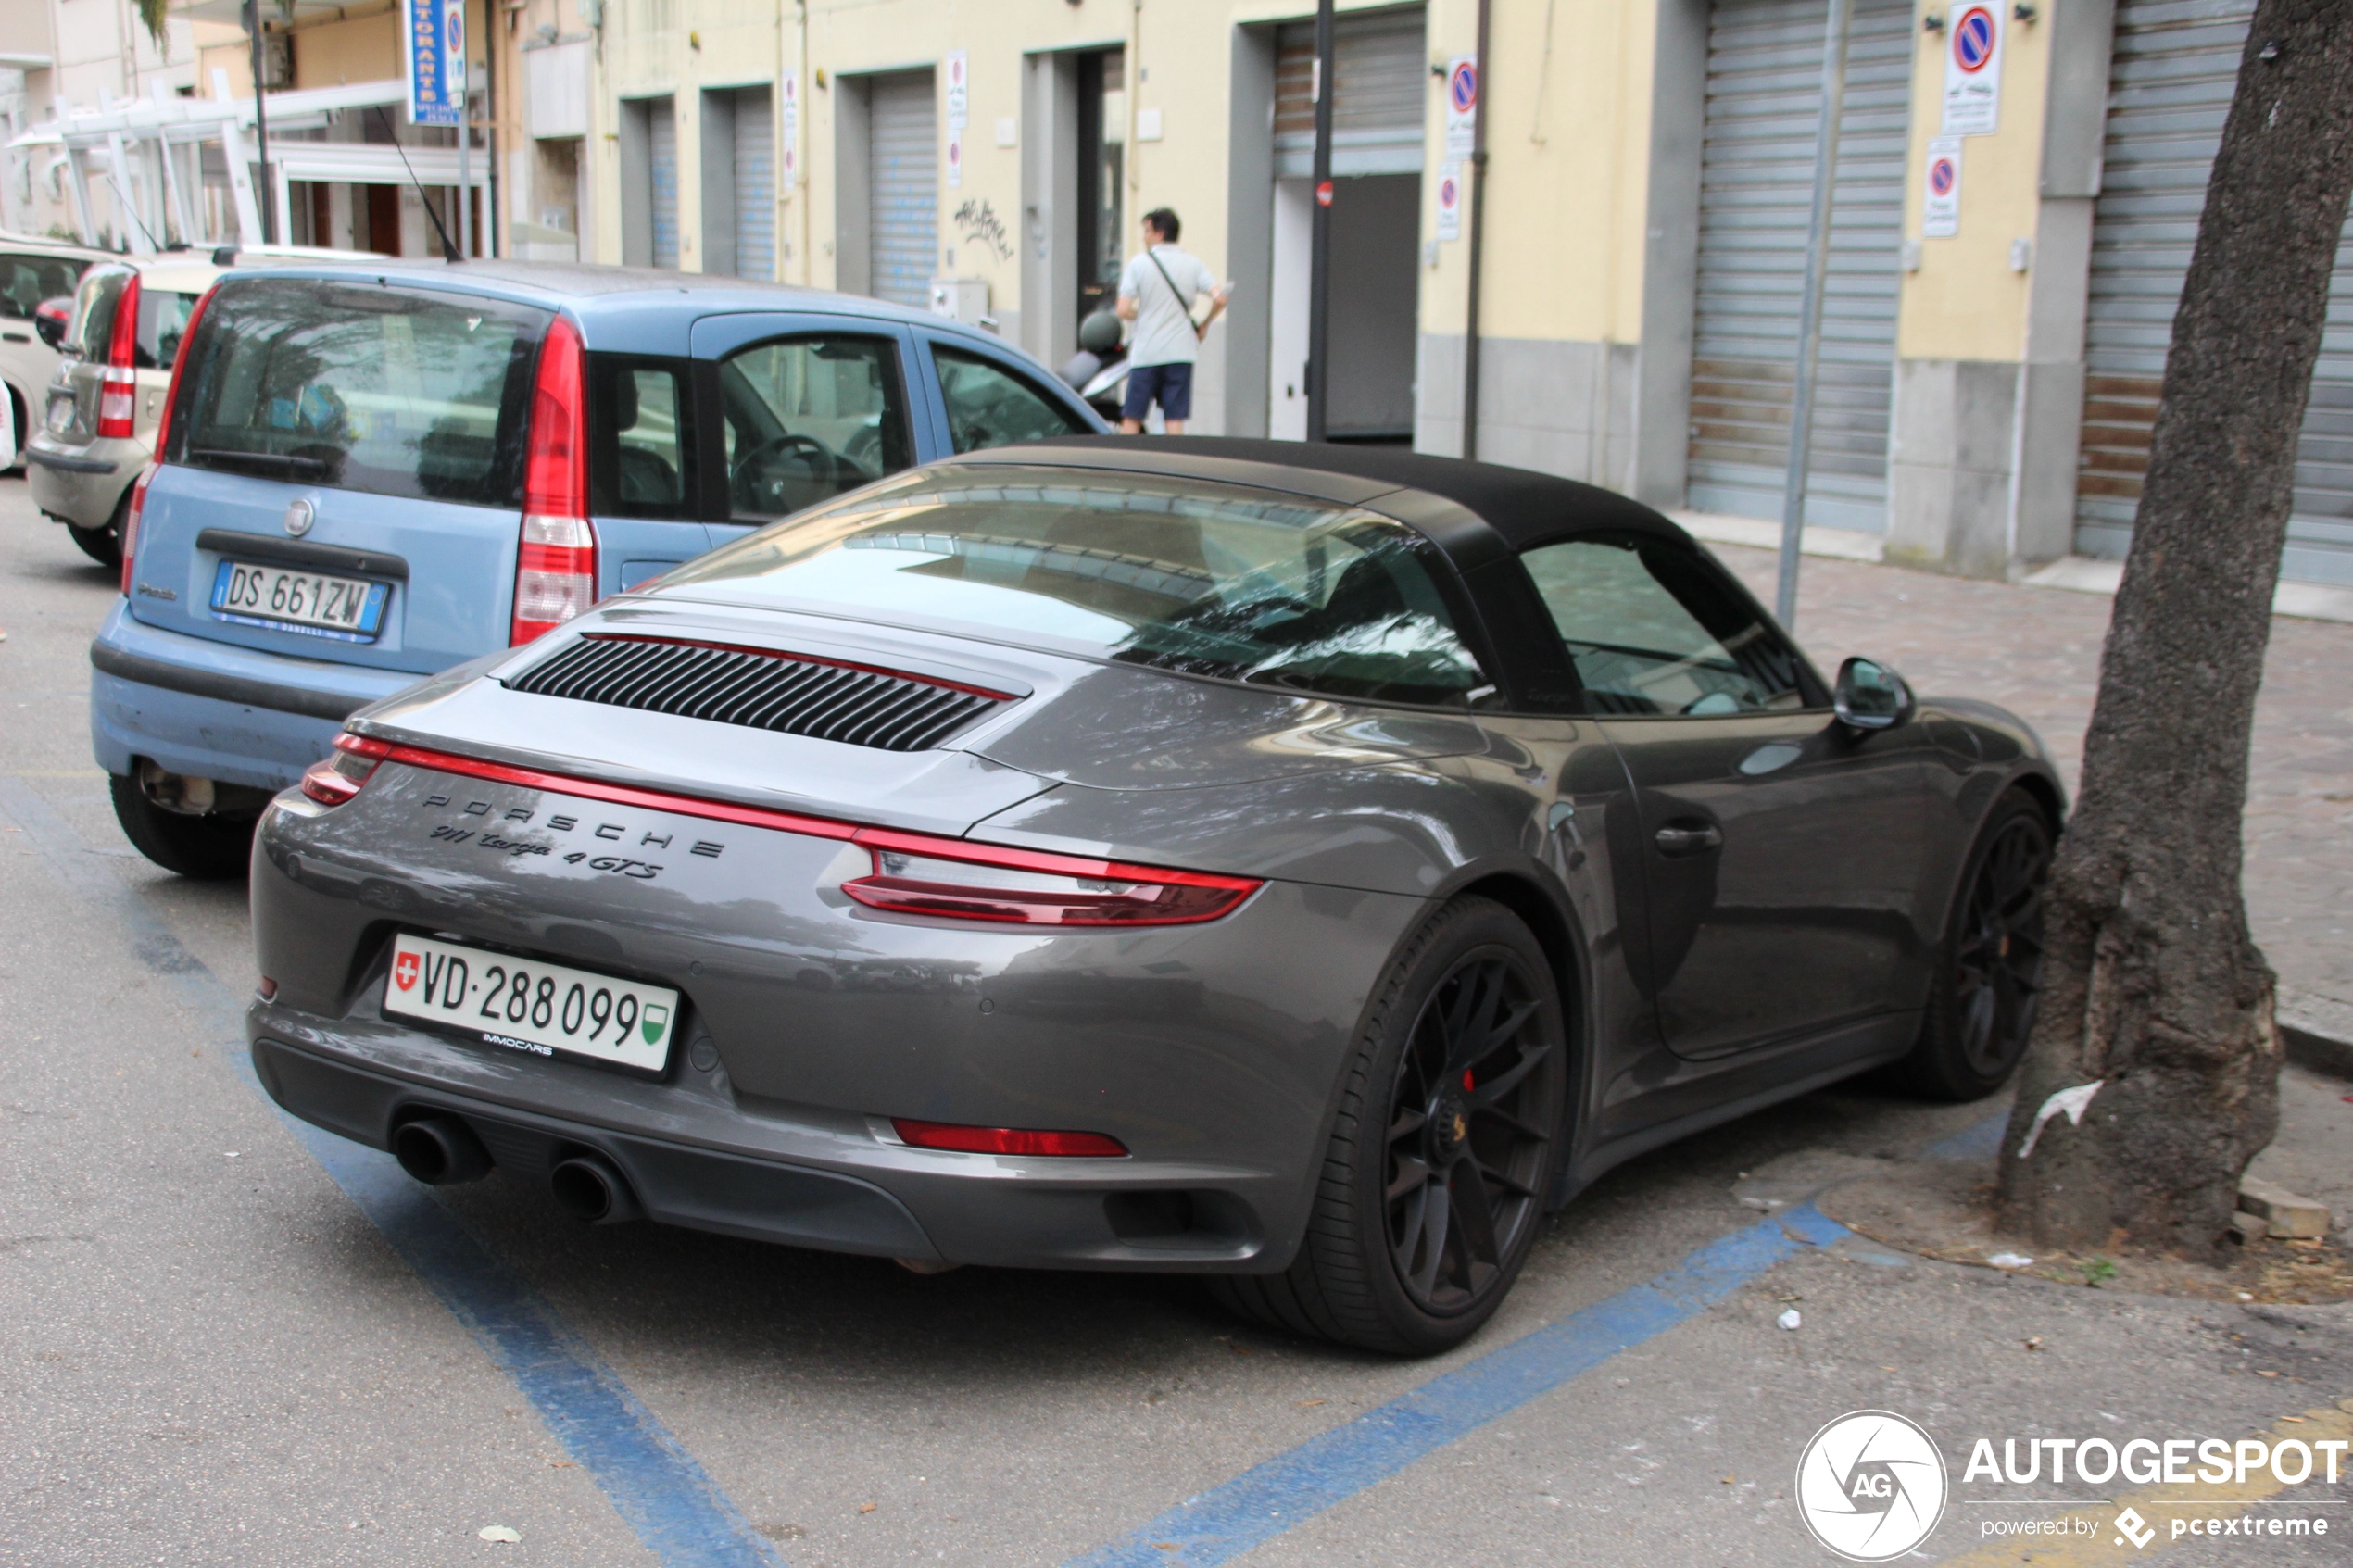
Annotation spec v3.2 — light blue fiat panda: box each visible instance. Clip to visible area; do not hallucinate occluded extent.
[93,261,1104,875]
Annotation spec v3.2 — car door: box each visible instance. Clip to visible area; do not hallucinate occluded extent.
[584,350,713,593]
[916,333,1100,455]
[0,249,85,446]
[689,316,927,550]
[1517,531,1935,1060]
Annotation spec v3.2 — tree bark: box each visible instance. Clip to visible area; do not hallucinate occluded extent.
[1996,0,2353,1259]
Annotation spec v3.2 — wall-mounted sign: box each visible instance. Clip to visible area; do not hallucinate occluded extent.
[1436,160,1462,241]
[1941,4,2003,135]
[1921,135,1962,237]
[1443,55,1478,158]
[946,50,968,131]
[404,0,464,127]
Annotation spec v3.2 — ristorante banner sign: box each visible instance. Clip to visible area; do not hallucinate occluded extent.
[405,0,465,127]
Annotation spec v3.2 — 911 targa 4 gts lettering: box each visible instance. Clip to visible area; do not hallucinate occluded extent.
[246,437,2062,1355]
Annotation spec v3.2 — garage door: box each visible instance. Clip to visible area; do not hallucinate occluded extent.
[1686,0,1912,533]
[649,98,679,270]
[868,69,937,309]
[2077,0,2353,586]
[1273,6,1426,178]
[733,86,775,282]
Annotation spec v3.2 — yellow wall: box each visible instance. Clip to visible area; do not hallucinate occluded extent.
[1895,5,2049,363]
[1418,0,1659,345]
[292,3,400,92]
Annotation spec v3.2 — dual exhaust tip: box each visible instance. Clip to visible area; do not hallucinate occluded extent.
[391,1115,640,1224]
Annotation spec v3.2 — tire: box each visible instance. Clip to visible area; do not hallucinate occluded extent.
[69,520,121,569]
[68,487,129,570]
[1899,789,2056,1100]
[1211,897,1569,1355]
[108,773,257,881]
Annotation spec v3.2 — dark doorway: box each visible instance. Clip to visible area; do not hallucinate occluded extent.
[365,184,402,257]
[1073,47,1126,330]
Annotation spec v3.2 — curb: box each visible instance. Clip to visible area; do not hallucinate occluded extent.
[2281,987,2353,1082]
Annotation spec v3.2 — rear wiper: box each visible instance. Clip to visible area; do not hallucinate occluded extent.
[187,447,333,476]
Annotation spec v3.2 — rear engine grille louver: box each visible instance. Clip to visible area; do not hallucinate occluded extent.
[505,634,1011,752]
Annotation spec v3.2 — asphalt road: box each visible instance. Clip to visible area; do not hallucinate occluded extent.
[3,474,2347,1568]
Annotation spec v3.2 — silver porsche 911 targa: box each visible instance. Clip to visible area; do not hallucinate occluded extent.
[248,437,2062,1354]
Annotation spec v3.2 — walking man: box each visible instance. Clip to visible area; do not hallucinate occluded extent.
[1115,208,1228,435]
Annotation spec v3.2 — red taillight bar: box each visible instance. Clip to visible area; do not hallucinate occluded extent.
[96,272,142,439]
[299,733,395,807]
[357,735,1262,922]
[514,315,596,645]
[890,1120,1128,1158]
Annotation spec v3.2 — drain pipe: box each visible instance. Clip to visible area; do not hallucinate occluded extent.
[1460,0,1491,461]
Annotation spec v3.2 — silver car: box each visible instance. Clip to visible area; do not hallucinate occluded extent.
[248,439,2063,1354]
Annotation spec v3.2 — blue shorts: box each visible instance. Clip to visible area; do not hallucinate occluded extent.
[1122,361,1194,422]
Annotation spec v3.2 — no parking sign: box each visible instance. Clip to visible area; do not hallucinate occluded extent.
[1941,3,2003,135]
[1921,135,1962,238]
[1444,55,1478,158]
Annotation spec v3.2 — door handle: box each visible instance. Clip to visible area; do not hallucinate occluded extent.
[1654,822,1723,857]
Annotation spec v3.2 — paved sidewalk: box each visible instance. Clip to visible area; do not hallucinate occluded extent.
[1702,541,2353,1007]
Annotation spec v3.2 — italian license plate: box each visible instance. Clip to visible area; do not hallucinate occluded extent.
[383,932,680,1074]
[210,558,388,642]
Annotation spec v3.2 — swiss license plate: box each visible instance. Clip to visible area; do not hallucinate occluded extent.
[383,932,680,1074]
[210,559,388,642]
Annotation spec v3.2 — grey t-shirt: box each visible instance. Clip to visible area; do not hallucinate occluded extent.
[1117,245,1218,367]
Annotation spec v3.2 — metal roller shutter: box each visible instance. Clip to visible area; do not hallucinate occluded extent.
[734,86,775,282]
[2078,0,2353,586]
[1273,6,1427,178]
[1686,0,1911,533]
[649,98,679,270]
[868,69,937,309]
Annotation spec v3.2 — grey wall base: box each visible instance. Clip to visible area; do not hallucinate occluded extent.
[1414,333,1638,490]
[1887,357,2081,581]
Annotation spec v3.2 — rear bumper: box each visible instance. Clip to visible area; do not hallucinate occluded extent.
[252,1037,942,1259]
[27,432,138,527]
[248,764,1433,1272]
[89,599,422,790]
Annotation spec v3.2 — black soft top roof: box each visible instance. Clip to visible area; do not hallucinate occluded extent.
[985,435,1691,559]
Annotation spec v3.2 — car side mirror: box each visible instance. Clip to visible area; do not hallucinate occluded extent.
[1834,656,1915,731]
[33,296,71,350]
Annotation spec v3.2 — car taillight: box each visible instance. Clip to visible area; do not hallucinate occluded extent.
[841,829,1261,927]
[890,1120,1129,1158]
[298,733,394,807]
[120,285,213,597]
[97,272,141,438]
[513,314,595,645]
[120,463,155,596]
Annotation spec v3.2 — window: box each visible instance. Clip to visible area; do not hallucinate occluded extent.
[69,267,129,359]
[590,358,693,518]
[718,334,912,521]
[933,345,1091,453]
[0,253,88,321]
[138,288,200,371]
[665,465,1491,709]
[1519,534,1809,716]
[169,281,546,506]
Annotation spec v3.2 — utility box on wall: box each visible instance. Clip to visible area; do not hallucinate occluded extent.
[929,277,992,327]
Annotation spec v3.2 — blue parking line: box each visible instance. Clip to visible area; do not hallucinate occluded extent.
[1065,1204,1849,1568]
[0,779,786,1568]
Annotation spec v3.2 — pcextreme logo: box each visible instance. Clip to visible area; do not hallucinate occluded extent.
[1795,1411,1950,1562]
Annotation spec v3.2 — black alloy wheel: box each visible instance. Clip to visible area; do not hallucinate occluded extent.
[1383,954,1556,1314]
[1209,897,1568,1355]
[1902,791,2054,1100]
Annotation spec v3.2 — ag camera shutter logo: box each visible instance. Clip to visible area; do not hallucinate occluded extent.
[1795,1411,1949,1561]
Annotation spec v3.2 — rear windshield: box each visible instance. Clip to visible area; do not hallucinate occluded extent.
[167,280,547,506]
[66,268,196,366]
[660,466,1492,709]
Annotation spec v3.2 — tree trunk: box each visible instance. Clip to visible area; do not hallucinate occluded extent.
[1996,0,2353,1260]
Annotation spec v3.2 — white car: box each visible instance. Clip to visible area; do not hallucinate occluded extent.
[0,232,111,475]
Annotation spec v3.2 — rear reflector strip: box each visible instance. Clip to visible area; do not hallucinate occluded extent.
[365,737,1263,926]
[890,1120,1129,1158]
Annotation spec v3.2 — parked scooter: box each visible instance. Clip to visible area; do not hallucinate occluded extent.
[1057,309,1129,422]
